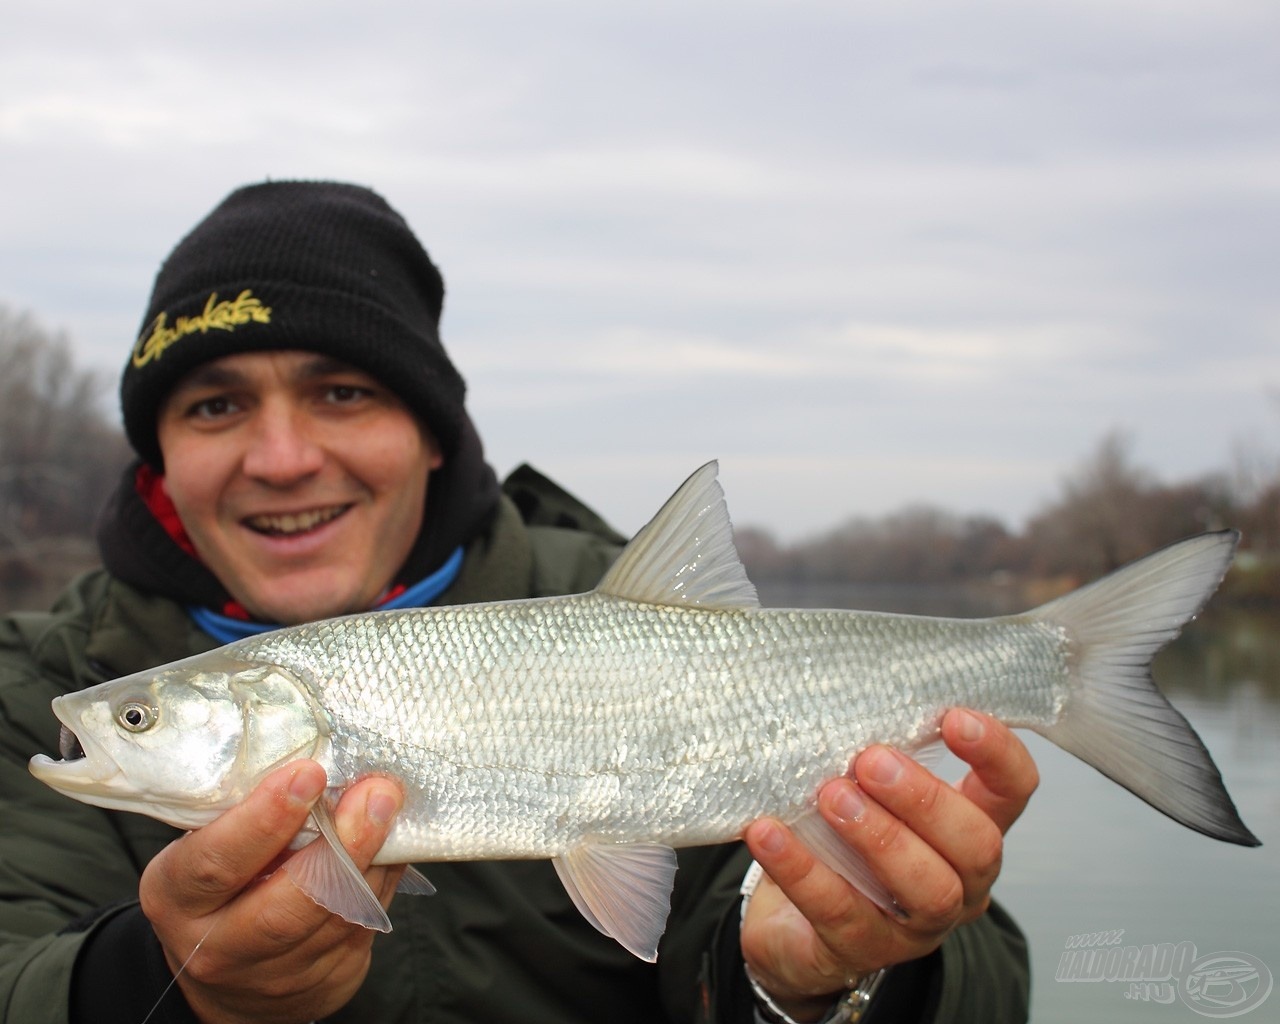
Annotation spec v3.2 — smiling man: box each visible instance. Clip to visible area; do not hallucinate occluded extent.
[0,181,1034,1024]
[155,351,441,624]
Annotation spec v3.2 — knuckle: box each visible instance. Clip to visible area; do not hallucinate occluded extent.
[915,876,965,924]
[253,892,321,949]
[871,814,909,854]
[254,965,314,1000]
[1021,759,1042,798]
[179,945,230,985]
[185,842,248,898]
[971,828,1004,883]
[912,774,948,817]
[968,893,993,920]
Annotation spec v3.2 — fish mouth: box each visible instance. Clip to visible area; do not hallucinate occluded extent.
[27,704,123,793]
[244,505,351,536]
[59,724,85,761]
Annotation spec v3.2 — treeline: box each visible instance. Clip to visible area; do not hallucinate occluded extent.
[0,307,132,608]
[2,303,1278,610]
[736,431,1280,603]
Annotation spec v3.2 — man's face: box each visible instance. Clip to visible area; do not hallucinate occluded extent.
[156,350,441,624]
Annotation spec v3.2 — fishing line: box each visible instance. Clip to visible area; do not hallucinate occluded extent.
[139,918,219,1024]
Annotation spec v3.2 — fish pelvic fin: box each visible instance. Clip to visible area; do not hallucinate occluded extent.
[281,800,394,932]
[552,841,678,962]
[596,461,759,609]
[1030,530,1260,847]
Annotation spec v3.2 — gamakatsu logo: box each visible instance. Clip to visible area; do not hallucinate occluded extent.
[132,289,272,368]
[1057,930,1274,1017]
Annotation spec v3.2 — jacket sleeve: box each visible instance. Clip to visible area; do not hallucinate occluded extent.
[0,604,189,1024]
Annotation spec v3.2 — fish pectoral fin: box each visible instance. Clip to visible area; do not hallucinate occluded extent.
[789,809,904,919]
[396,864,437,896]
[552,841,678,962]
[281,800,393,933]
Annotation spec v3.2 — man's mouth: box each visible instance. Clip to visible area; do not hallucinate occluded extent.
[245,505,350,536]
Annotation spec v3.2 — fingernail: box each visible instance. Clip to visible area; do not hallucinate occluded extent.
[863,747,904,786]
[367,789,401,828]
[754,820,787,855]
[956,709,985,743]
[289,765,326,805]
[830,782,867,823]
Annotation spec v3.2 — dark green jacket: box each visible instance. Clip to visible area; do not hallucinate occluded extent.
[0,470,1029,1023]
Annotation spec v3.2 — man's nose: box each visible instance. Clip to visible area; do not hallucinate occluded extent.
[240,404,325,484]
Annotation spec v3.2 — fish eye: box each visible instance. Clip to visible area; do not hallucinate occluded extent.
[117,701,158,733]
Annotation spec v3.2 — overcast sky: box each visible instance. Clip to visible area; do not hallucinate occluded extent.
[2,0,1277,541]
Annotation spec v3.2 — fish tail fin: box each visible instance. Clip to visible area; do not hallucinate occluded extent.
[1029,530,1260,847]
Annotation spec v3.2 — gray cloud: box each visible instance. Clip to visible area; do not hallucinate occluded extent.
[1,0,1277,538]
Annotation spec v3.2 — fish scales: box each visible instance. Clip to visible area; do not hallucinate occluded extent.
[235,594,1069,861]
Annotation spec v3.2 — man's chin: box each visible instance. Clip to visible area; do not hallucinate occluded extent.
[238,578,371,625]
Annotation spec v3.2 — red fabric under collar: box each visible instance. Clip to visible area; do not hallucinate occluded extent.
[134,464,252,620]
[135,464,196,558]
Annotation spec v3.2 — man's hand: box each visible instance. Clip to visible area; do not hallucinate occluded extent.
[741,709,1039,1021]
[139,760,405,1024]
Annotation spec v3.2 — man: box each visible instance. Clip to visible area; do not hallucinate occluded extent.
[0,181,1035,1023]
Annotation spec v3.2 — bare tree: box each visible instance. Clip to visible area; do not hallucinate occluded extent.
[0,305,130,606]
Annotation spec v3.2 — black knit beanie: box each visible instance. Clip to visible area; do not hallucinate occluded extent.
[121,180,466,467]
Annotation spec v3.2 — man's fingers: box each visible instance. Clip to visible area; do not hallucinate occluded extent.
[941,710,1039,835]
[846,747,1002,917]
[248,774,407,936]
[743,818,865,932]
[743,817,886,981]
[331,776,407,906]
[145,760,327,920]
[332,777,404,868]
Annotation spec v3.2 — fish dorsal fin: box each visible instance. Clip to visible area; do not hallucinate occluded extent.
[282,799,393,932]
[552,841,678,962]
[596,461,759,609]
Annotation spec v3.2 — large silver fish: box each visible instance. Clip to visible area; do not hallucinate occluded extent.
[29,463,1259,961]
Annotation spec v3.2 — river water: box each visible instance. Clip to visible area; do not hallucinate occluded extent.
[755,582,1279,1023]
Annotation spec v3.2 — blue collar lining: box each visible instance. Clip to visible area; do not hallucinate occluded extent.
[187,545,465,644]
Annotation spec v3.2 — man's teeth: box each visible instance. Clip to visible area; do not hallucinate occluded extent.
[248,507,346,535]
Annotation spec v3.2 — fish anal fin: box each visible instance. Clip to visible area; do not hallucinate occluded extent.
[281,800,393,932]
[552,841,678,962]
[595,462,759,610]
[396,864,436,896]
[904,737,946,774]
[789,808,903,918]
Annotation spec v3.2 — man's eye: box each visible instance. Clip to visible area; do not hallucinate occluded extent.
[191,396,236,419]
[327,385,369,404]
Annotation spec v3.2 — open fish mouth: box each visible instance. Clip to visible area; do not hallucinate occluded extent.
[28,704,122,791]
[59,724,85,761]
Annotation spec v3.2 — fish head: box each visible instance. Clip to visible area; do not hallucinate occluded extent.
[29,649,327,830]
